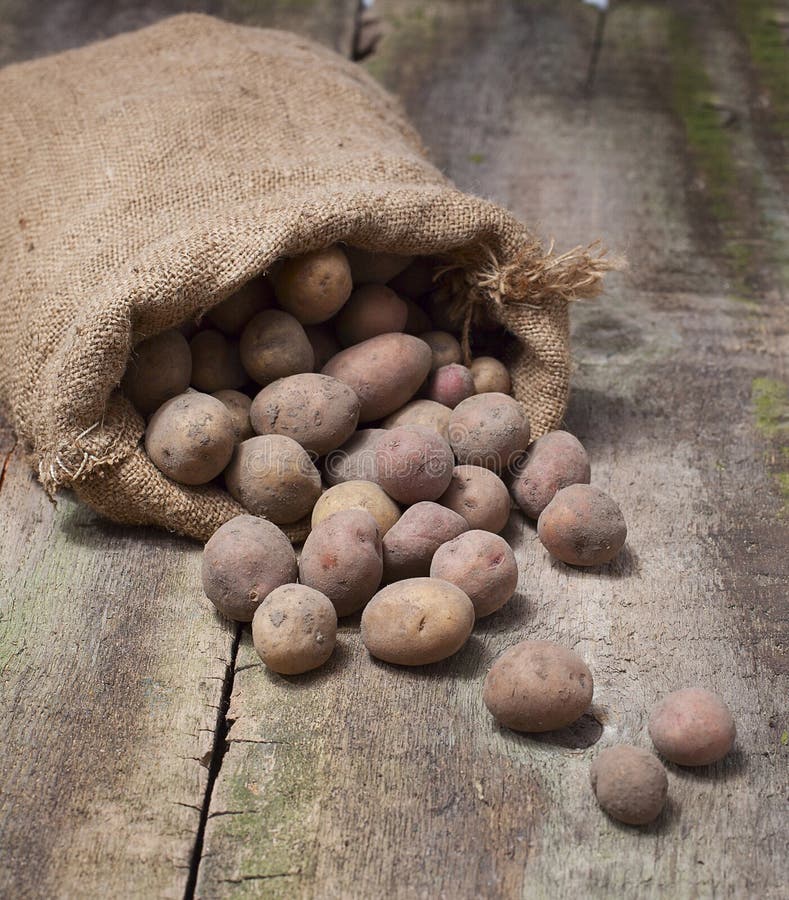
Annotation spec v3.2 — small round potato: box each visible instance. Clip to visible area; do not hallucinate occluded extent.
[402,298,433,335]
[590,746,668,826]
[208,276,275,335]
[335,284,409,346]
[648,688,736,766]
[537,484,626,566]
[299,509,383,617]
[225,435,322,524]
[470,357,511,395]
[211,389,254,443]
[344,247,413,284]
[438,465,510,533]
[312,480,401,536]
[252,584,337,675]
[376,426,454,504]
[145,391,235,485]
[430,530,517,618]
[389,257,436,299]
[190,330,247,392]
[382,399,451,441]
[483,640,594,732]
[426,364,475,408]
[418,331,463,372]
[123,329,192,416]
[361,577,475,666]
[449,393,531,472]
[323,429,383,486]
[240,309,314,386]
[304,324,341,371]
[272,245,353,324]
[511,431,591,519]
[201,514,297,622]
[250,373,360,455]
[382,501,468,582]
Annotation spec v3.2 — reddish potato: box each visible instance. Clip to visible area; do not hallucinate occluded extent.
[122,329,192,416]
[511,431,591,519]
[335,284,408,346]
[449,392,530,472]
[240,309,314,386]
[190,330,247,392]
[376,426,454,504]
[590,746,668,826]
[323,429,383,486]
[469,357,511,395]
[648,688,736,766]
[537,484,626,566]
[272,245,352,324]
[381,501,468,582]
[211,389,254,443]
[208,276,274,335]
[426,363,475,408]
[438,465,510,533]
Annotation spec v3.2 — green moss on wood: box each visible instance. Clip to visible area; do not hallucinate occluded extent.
[752,377,789,438]
[737,0,789,136]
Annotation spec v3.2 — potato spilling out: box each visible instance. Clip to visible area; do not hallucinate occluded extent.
[537,484,626,566]
[511,430,591,519]
[590,746,668,826]
[648,688,736,766]
[438,465,510,533]
[123,329,192,416]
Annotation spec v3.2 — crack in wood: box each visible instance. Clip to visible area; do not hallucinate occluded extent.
[584,5,608,96]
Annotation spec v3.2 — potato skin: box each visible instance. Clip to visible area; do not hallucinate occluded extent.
[272,245,353,324]
[438,465,510,533]
[648,688,736,766]
[190,329,247,392]
[304,324,341,371]
[590,746,668,826]
[145,391,235,485]
[250,373,360,455]
[376,426,454,504]
[382,501,468,582]
[361,577,475,666]
[312,480,401,536]
[123,329,192,416]
[240,309,314,385]
[344,247,413,284]
[252,584,337,675]
[430,530,517,618]
[511,431,591,519]
[483,640,593,732]
[426,364,475,408]
[382,399,451,441]
[208,276,274,335]
[323,429,383,486]
[299,509,383,617]
[211,389,254,443]
[322,333,432,422]
[537,484,626,566]
[449,392,531,472]
[225,434,321,524]
[470,357,511,395]
[335,284,408,346]
[202,514,297,622]
[419,331,462,372]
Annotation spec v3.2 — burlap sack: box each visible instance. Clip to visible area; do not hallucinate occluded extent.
[0,14,611,543]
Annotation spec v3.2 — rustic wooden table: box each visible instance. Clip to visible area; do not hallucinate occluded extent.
[1,2,787,897]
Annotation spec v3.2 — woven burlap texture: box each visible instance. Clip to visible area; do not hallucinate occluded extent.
[0,14,611,543]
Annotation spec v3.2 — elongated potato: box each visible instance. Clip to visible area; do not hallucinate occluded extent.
[381,501,468,582]
[511,431,591,519]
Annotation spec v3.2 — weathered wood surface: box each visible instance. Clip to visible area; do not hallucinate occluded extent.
[1,1,787,899]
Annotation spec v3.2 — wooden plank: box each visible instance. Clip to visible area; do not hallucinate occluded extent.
[197,1,789,898]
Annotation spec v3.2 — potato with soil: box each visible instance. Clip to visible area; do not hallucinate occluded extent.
[145,391,235,485]
[344,247,413,284]
[322,333,432,422]
[312,480,400,535]
[483,640,594,732]
[449,392,531,472]
[323,429,383,486]
[299,509,383,617]
[335,284,408,346]
[426,363,475,408]
[211,389,254,443]
[419,331,462,372]
[382,501,468,582]
[250,373,360,456]
[470,357,511,395]
[252,584,337,675]
[361,577,475,666]
[537,484,626,566]
[240,309,314,385]
[430,530,517,618]
[201,514,297,622]
[123,329,192,416]
[190,329,247,392]
[648,688,736,766]
[438,464,510,533]
[590,746,668,826]
[376,426,454,504]
[208,276,274,334]
[304,324,341,371]
[511,431,591,519]
[225,434,321,524]
[272,245,353,324]
[382,399,451,441]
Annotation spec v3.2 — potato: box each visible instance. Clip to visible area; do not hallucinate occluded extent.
[470,357,511,395]
[361,577,475,666]
[388,257,436,299]
[648,688,736,766]
[376,426,454,504]
[438,464,510,533]
[272,245,353,324]
[426,364,475,408]
[418,331,462,372]
[511,431,591,519]
[590,746,668,826]
[208,276,275,335]
[304,324,341,371]
[382,399,451,441]
[240,309,314,385]
[252,584,337,675]
[430,530,517,618]
[323,429,383,486]
[189,329,247,392]
[250,373,360,455]
[448,392,531,472]
[402,298,432,335]
[225,434,321,524]
[122,329,192,416]
[312,480,400,535]
[344,247,413,284]
[145,391,235,485]
[381,501,468,582]
[483,640,593,732]
[211,389,254,443]
[299,509,383,617]
[537,484,626,566]
[201,514,297,622]
[335,284,408,347]
[322,333,432,422]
